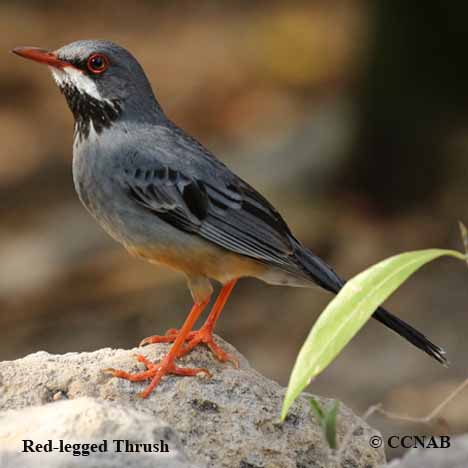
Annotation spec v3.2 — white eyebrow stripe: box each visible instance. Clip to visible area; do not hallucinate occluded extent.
[49,66,102,100]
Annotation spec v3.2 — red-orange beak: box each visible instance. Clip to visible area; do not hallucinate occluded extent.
[11,47,69,69]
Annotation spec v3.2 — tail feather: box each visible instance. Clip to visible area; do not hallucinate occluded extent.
[296,247,448,366]
[373,307,448,365]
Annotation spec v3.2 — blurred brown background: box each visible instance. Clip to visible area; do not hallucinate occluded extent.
[1,0,468,459]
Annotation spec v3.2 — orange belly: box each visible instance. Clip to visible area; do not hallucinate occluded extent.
[127,241,268,284]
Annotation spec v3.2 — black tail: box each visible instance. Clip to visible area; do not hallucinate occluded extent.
[296,247,448,366]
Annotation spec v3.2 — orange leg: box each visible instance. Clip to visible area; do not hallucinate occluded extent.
[140,279,239,367]
[105,298,210,398]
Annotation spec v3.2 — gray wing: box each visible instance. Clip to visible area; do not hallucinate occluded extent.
[119,162,304,274]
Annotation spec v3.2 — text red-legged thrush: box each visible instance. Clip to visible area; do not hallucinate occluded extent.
[12,40,447,398]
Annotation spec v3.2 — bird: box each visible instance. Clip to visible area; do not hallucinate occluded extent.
[12,40,447,398]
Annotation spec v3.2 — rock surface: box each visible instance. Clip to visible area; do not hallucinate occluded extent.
[0,337,385,467]
[0,397,197,468]
[386,435,468,468]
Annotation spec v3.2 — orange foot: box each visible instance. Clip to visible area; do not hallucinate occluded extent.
[108,280,239,398]
[104,354,210,398]
[139,326,239,368]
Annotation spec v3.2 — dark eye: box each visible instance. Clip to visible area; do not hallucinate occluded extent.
[86,53,109,74]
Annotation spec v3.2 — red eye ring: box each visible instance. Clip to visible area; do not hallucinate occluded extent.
[86,53,109,74]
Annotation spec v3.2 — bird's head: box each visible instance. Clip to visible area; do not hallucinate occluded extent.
[12,40,162,140]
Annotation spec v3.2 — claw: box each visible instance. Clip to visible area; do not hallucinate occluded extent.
[139,329,197,347]
[134,353,156,369]
[140,327,237,366]
[206,340,239,368]
[176,326,239,366]
[139,334,176,347]
[105,356,211,397]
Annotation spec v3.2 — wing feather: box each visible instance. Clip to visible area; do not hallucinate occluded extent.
[122,163,301,272]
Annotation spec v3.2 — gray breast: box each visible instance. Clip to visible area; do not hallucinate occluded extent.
[72,132,125,241]
[73,134,101,213]
[71,130,175,250]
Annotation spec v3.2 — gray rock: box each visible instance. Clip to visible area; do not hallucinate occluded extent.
[0,336,385,467]
[386,435,468,468]
[0,397,198,468]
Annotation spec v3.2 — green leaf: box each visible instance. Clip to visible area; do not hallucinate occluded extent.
[323,400,339,450]
[281,249,466,421]
[309,397,339,450]
[309,396,325,420]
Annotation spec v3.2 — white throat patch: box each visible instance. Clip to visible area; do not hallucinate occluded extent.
[50,66,103,101]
